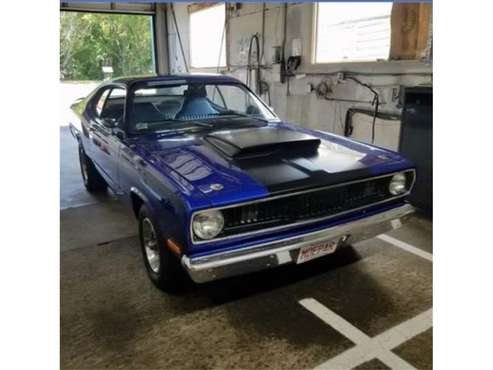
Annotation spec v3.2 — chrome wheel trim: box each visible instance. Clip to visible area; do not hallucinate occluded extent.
[142,217,160,273]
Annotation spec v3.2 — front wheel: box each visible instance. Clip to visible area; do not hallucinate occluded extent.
[138,205,185,293]
[78,144,107,193]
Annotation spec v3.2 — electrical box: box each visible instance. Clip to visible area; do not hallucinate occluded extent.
[291,38,302,57]
[399,86,433,216]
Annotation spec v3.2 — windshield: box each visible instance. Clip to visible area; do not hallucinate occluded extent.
[127,81,278,133]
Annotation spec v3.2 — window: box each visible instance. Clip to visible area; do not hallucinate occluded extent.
[109,88,126,98]
[213,85,251,113]
[95,89,111,117]
[101,88,126,123]
[315,2,393,63]
[190,4,226,68]
[206,85,260,113]
[128,82,277,133]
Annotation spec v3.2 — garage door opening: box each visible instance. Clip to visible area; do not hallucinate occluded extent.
[60,11,155,80]
[59,11,156,127]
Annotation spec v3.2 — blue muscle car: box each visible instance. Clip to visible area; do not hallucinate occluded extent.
[69,74,415,292]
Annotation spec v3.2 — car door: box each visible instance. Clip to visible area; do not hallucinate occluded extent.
[87,85,126,192]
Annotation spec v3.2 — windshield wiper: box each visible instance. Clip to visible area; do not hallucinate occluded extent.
[160,118,212,127]
[215,110,268,123]
[133,119,213,134]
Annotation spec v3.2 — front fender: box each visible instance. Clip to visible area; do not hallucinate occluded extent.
[129,182,190,254]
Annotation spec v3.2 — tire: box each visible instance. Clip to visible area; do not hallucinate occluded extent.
[138,204,185,293]
[78,144,107,193]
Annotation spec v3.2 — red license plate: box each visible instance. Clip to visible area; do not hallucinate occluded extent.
[296,239,339,264]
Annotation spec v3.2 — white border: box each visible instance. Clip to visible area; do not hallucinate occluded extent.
[1,1,59,369]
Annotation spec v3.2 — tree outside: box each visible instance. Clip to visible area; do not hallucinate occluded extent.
[60,12,155,81]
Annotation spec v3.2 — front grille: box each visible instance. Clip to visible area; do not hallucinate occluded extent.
[206,171,414,240]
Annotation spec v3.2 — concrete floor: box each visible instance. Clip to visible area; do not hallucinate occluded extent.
[60,128,432,369]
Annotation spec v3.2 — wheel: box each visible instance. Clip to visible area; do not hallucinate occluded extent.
[78,144,107,193]
[138,205,185,293]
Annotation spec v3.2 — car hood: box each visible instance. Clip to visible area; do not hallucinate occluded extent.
[127,122,413,209]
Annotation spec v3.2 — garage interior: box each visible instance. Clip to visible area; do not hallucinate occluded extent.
[60,2,433,369]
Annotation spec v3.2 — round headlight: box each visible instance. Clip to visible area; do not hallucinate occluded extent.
[389,173,407,195]
[192,210,224,240]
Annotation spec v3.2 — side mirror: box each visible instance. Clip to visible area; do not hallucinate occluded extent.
[246,105,261,115]
[112,127,126,140]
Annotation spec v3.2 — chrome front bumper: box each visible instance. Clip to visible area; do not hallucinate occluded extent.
[181,203,414,283]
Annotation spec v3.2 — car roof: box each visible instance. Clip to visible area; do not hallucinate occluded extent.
[111,73,243,87]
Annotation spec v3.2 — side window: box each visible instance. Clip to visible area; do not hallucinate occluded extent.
[101,88,126,123]
[95,89,111,117]
[109,88,126,99]
[206,85,226,108]
[216,85,248,112]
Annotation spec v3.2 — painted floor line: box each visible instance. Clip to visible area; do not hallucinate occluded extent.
[377,234,433,262]
[299,298,432,370]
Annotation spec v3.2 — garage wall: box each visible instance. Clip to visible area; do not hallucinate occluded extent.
[169,3,432,150]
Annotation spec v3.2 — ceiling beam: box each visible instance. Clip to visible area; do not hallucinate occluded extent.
[60,2,156,15]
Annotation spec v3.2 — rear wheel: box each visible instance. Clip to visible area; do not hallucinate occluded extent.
[138,205,185,293]
[78,144,107,193]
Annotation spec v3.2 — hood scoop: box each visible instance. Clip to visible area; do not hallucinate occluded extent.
[205,127,321,160]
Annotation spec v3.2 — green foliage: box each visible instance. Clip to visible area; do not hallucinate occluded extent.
[60,12,155,80]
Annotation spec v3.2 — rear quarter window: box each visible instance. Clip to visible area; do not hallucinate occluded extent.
[95,89,111,117]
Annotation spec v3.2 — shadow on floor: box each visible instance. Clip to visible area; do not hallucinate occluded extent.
[60,232,432,369]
